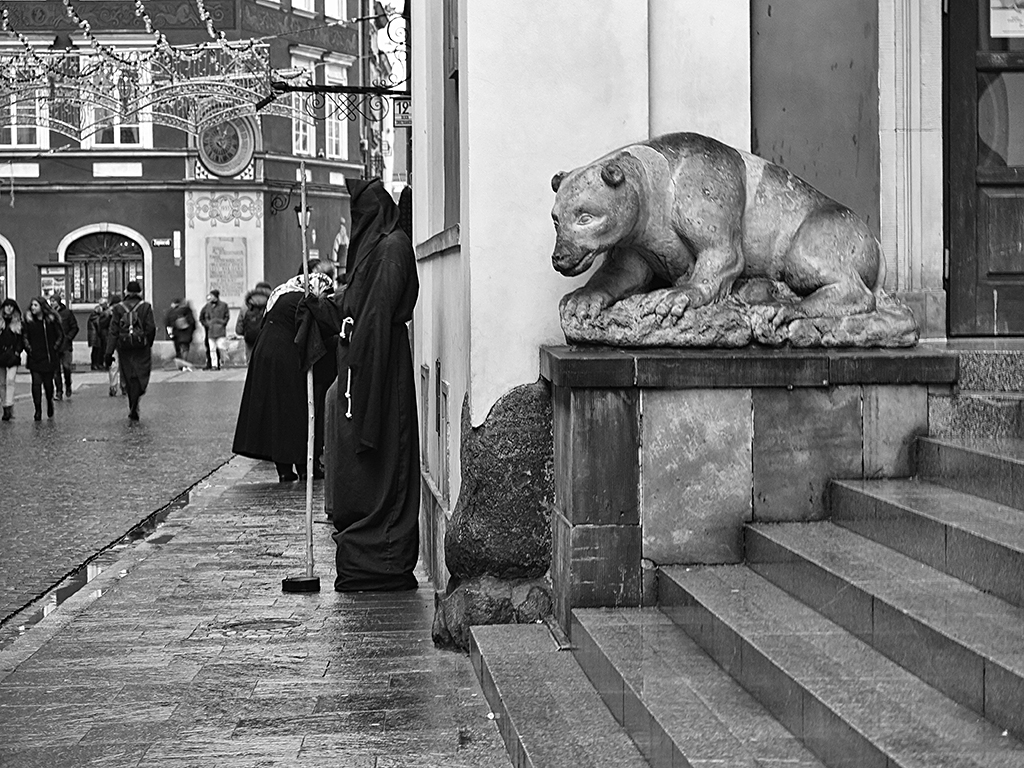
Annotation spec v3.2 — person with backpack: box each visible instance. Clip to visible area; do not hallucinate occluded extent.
[235,281,272,360]
[22,296,64,421]
[165,298,197,371]
[0,299,25,421]
[105,281,155,421]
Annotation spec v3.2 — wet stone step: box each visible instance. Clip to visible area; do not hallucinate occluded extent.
[916,436,1024,511]
[746,521,1024,739]
[830,478,1024,607]
[571,607,827,768]
[659,564,1024,768]
[470,623,647,768]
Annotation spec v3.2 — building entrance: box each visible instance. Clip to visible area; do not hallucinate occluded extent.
[947,1,1024,334]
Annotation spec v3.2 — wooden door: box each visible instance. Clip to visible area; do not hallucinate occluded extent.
[947,1,1024,335]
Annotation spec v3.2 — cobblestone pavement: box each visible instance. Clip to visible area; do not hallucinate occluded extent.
[0,369,246,623]
[0,457,509,768]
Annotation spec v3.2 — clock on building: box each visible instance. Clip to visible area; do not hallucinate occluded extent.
[197,117,256,178]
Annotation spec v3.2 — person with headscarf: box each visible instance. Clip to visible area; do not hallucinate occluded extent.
[232,266,337,482]
[325,177,420,592]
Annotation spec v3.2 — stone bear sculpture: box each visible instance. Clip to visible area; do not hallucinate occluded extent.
[551,132,885,329]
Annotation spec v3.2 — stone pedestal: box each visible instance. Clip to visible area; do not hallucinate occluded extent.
[541,345,959,631]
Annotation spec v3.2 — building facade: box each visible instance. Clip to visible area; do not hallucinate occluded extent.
[0,0,385,360]
[410,1,1019,591]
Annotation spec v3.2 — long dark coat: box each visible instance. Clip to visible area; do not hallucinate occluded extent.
[232,291,336,466]
[22,315,64,373]
[106,296,156,390]
[327,178,420,592]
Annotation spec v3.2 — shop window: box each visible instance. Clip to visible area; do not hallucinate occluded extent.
[64,232,144,304]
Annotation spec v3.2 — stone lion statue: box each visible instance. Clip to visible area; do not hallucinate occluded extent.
[550,132,917,347]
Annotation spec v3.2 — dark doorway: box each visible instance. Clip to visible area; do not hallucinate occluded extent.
[947,1,1024,335]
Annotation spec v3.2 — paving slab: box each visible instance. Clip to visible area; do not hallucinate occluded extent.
[0,457,508,768]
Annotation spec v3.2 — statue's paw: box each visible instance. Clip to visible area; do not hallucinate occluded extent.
[561,291,609,322]
[653,289,692,323]
[770,304,803,330]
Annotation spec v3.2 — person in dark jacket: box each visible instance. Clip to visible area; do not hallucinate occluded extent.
[22,296,64,421]
[235,281,272,359]
[199,288,230,370]
[49,293,78,400]
[232,269,337,482]
[102,293,124,396]
[105,281,156,421]
[165,298,197,370]
[87,298,107,370]
[0,298,24,421]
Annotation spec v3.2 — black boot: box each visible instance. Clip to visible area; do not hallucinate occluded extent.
[46,398,54,418]
[1,405,11,421]
[33,401,41,421]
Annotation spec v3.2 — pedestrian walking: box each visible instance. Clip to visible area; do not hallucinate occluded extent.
[22,296,64,421]
[231,269,336,483]
[49,293,78,400]
[327,177,420,592]
[199,289,230,370]
[0,298,24,421]
[165,298,197,371]
[105,281,155,421]
[87,298,108,370]
[235,281,272,360]
[103,293,125,397]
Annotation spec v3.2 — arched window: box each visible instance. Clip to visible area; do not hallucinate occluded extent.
[65,232,144,304]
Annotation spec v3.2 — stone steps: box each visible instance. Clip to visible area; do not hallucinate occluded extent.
[746,521,1024,738]
[659,564,1024,768]
[916,436,1024,509]
[469,623,648,768]
[570,607,827,767]
[831,478,1024,606]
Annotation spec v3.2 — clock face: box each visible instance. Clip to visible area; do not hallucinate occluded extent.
[198,117,256,177]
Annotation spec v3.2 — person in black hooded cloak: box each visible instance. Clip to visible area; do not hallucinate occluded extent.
[326,177,419,591]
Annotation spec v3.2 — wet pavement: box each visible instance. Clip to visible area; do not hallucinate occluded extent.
[0,456,509,767]
[0,369,245,624]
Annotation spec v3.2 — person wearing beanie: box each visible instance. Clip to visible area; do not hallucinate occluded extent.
[199,288,230,370]
[48,292,78,400]
[105,280,155,421]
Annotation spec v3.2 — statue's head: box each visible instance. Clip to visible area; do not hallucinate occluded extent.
[549,153,640,276]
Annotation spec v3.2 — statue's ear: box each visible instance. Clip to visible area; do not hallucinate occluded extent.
[601,159,626,188]
[551,171,567,193]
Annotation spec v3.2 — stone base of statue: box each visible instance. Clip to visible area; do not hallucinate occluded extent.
[560,280,919,349]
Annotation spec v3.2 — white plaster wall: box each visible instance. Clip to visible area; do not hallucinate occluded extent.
[649,0,751,149]
[462,0,650,425]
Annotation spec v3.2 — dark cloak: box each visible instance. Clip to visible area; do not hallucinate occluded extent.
[232,291,336,466]
[327,177,420,592]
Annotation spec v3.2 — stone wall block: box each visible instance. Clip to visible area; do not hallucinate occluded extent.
[863,385,928,477]
[752,386,863,521]
[641,388,753,564]
[554,386,640,526]
[551,512,641,630]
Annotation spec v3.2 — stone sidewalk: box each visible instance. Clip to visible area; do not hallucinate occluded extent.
[0,457,510,768]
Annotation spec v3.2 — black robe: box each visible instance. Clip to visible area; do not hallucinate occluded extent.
[232,291,336,467]
[327,178,420,592]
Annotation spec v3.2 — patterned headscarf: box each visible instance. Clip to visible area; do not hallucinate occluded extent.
[266,272,334,313]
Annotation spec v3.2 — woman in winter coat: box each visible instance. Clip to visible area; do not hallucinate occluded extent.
[22,296,64,421]
[0,298,25,421]
[87,299,107,370]
[235,281,272,359]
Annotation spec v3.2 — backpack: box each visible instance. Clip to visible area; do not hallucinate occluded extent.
[118,302,150,350]
[241,305,265,347]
